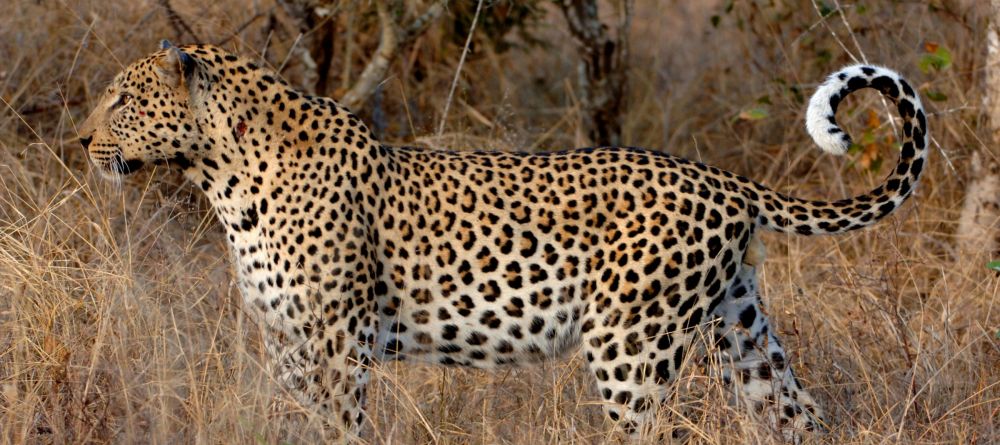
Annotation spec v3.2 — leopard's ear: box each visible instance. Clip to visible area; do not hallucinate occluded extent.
[155,42,196,89]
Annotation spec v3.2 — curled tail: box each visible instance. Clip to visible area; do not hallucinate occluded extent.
[755,65,928,235]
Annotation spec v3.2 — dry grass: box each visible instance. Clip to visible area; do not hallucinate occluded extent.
[1,0,997,444]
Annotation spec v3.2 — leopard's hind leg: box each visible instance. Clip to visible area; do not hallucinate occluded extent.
[708,237,825,442]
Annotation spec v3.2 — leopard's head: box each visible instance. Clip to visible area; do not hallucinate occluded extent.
[79,40,204,177]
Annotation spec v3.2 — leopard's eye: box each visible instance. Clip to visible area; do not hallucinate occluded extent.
[113,93,133,108]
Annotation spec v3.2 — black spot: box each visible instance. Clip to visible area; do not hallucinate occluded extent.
[870,75,899,98]
[604,343,618,361]
[758,362,772,380]
[614,391,632,405]
[656,332,672,350]
[383,339,402,356]
[898,99,915,119]
[684,272,701,291]
[529,317,544,334]
[847,76,868,91]
[466,332,488,346]
[633,396,653,412]
[442,324,458,340]
[739,305,757,328]
[770,352,786,369]
[655,359,671,383]
[682,308,703,331]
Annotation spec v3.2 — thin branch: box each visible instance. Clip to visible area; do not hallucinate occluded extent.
[157,0,202,42]
[216,9,273,46]
[19,99,84,115]
[808,0,858,63]
[401,1,447,45]
[278,33,306,74]
[340,8,355,87]
[437,0,484,136]
[620,0,632,65]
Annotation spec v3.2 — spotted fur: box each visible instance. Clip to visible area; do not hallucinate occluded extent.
[78,42,927,442]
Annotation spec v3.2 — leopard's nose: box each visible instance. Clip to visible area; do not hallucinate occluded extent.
[80,136,93,149]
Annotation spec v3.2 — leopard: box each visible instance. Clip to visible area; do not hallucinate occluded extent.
[78,40,928,442]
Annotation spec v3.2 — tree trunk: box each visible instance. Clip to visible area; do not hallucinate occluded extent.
[956,0,1000,262]
[557,0,632,147]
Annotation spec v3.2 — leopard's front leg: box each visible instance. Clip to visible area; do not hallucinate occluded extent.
[248,235,379,442]
[265,311,375,442]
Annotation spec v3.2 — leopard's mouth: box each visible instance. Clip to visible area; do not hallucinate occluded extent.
[92,150,145,176]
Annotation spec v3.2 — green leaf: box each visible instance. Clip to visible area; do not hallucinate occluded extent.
[924,90,948,101]
[867,157,883,173]
[788,85,804,104]
[819,2,835,17]
[919,46,953,73]
[738,107,769,121]
[859,130,877,146]
[816,49,832,65]
[711,15,721,28]
[986,260,1000,272]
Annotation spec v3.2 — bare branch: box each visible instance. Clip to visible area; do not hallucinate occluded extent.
[339,1,399,110]
[401,1,447,45]
[216,9,274,46]
[339,1,446,110]
[157,0,202,42]
[275,1,334,93]
[957,152,1000,260]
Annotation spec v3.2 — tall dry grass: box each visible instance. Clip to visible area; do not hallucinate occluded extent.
[0,1,996,444]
